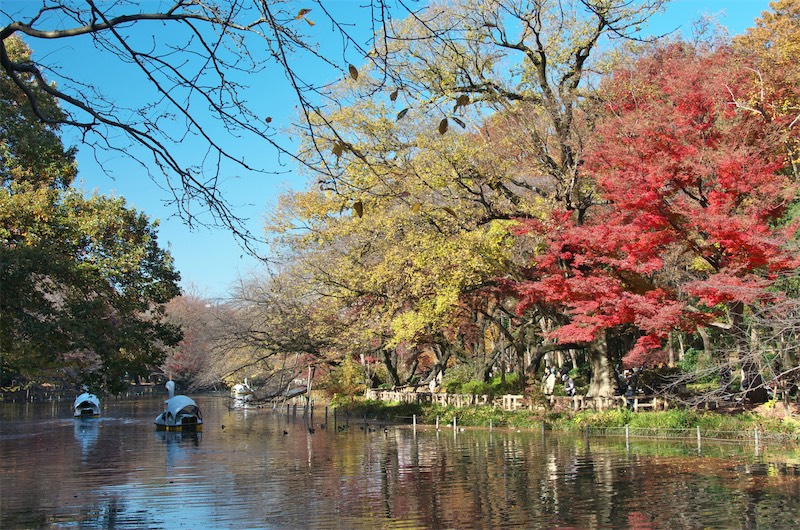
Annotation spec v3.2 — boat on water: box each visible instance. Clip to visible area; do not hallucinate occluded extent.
[154,381,202,431]
[73,391,100,417]
[231,378,254,402]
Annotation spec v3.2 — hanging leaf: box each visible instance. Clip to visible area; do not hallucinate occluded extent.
[438,118,449,135]
[265,116,272,123]
[455,94,470,108]
[295,8,312,19]
[332,143,344,158]
[389,89,398,101]
[348,64,359,81]
[305,18,315,27]
[452,117,466,129]
[442,206,457,218]
[353,200,364,218]
[411,202,422,213]
[396,108,409,120]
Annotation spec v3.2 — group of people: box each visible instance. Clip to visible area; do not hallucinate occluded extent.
[542,366,576,397]
[541,365,642,403]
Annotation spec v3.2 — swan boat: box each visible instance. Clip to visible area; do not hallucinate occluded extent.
[73,392,100,417]
[231,378,254,402]
[154,381,203,431]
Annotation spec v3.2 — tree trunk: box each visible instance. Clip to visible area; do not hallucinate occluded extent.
[585,334,616,398]
[382,348,401,387]
[667,333,675,367]
[697,326,711,357]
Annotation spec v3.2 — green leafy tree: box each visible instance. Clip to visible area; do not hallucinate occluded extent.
[0,37,181,393]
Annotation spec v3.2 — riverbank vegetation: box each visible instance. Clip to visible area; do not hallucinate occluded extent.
[328,396,800,441]
[3,1,799,409]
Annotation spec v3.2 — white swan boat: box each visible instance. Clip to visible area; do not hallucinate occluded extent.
[231,378,254,402]
[73,392,100,417]
[154,381,202,431]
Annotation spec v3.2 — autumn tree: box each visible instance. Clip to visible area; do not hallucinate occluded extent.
[294,0,668,392]
[1,37,181,393]
[512,41,799,397]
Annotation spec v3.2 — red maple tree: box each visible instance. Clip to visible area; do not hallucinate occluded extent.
[513,43,799,366]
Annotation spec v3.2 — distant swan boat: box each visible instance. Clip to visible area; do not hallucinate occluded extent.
[73,391,100,417]
[231,378,254,402]
[154,381,202,431]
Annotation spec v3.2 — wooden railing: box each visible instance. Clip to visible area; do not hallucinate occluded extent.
[365,389,669,412]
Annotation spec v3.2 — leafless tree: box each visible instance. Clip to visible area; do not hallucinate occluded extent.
[1,0,399,251]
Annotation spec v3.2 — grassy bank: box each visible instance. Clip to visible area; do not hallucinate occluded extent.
[329,396,800,441]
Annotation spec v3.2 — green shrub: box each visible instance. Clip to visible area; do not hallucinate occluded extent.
[461,380,491,395]
[488,372,523,395]
[442,364,473,394]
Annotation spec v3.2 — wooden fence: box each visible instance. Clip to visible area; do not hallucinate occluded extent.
[365,389,669,412]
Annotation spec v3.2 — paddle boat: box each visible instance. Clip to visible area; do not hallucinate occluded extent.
[154,381,203,431]
[73,390,100,417]
[231,378,254,402]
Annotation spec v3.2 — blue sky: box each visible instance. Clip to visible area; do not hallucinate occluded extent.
[4,1,775,299]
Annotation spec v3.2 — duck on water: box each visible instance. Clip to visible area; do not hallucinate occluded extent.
[154,381,203,431]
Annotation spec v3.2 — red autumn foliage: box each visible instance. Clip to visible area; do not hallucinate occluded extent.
[513,43,799,366]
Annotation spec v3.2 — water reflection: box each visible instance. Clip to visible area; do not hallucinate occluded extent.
[155,430,201,470]
[2,397,800,529]
[73,417,100,462]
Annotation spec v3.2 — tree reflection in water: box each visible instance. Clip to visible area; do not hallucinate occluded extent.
[2,396,800,528]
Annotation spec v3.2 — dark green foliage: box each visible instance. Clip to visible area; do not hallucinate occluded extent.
[0,37,181,393]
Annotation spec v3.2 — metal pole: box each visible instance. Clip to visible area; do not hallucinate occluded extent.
[436,416,439,430]
[413,414,416,433]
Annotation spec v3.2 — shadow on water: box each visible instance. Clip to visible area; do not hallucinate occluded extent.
[3,396,800,529]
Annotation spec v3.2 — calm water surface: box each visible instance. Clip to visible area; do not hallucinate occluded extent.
[2,395,800,529]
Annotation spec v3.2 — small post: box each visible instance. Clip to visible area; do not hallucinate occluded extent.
[454,416,457,433]
[625,424,630,451]
[333,408,337,430]
[755,428,760,456]
[697,425,702,453]
[541,420,546,436]
[325,406,328,424]
[489,418,493,431]
[436,416,439,431]
[286,403,290,415]
[413,414,417,433]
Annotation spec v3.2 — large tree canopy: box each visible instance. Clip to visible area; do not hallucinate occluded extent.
[1,37,181,393]
[513,41,799,371]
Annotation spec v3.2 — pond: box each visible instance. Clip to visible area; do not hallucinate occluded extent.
[2,395,800,529]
